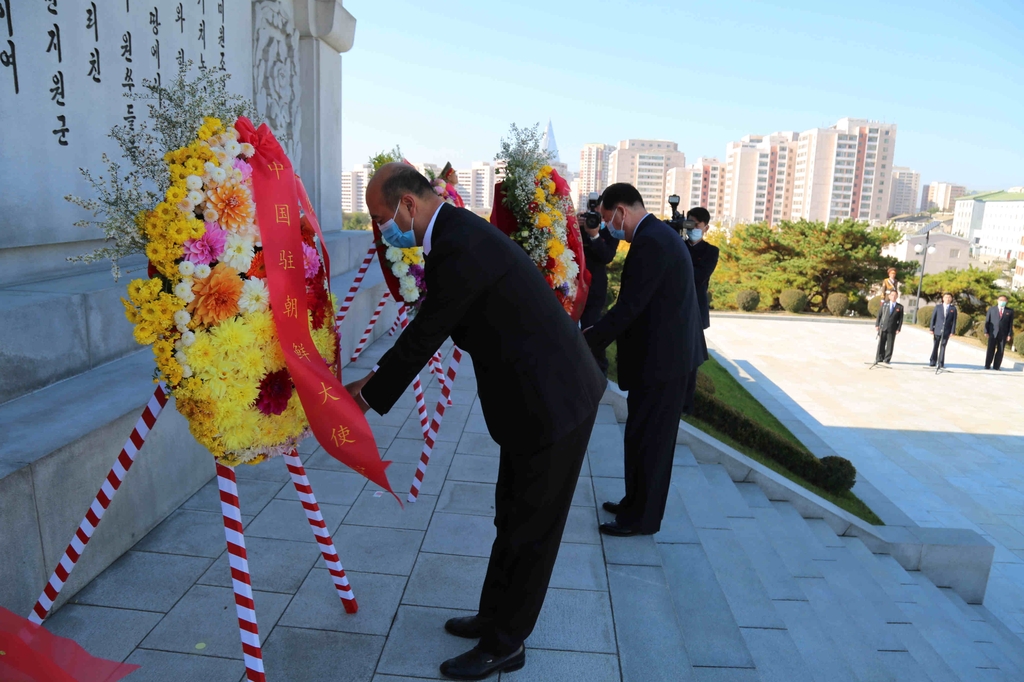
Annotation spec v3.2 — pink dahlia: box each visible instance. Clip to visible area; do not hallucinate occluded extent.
[233,158,253,182]
[183,223,227,265]
[255,369,293,416]
[302,242,321,280]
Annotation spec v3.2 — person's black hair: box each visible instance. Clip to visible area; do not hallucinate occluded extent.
[998,294,1008,300]
[686,207,711,224]
[380,164,435,207]
[598,183,644,211]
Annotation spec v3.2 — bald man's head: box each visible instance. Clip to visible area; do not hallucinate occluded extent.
[365,162,443,246]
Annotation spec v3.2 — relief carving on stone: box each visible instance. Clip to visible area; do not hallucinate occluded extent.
[253,0,302,169]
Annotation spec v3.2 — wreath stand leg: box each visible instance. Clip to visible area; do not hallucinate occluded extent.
[394,306,430,441]
[282,451,358,613]
[335,245,377,326]
[350,291,391,362]
[28,384,169,624]
[408,347,463,503]
[216,463,268,682]
[387,313,402,337]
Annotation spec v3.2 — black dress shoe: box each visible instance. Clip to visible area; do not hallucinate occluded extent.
[440,644,526,680]
[599,521,647,537]
[444,615,489,639]
[602,501,622,514]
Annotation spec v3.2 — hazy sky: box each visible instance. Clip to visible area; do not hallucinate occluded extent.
[340,0,1023,192]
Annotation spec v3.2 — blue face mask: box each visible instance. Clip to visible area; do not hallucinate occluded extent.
[688,228,704,243]
[604,210,626,240]
[380,202,416,248]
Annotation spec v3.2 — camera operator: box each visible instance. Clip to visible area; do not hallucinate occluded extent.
[578,192,620,374]
[683,207,718,331]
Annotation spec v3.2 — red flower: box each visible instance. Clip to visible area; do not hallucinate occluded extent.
[256,369,293,416]
[300,214,317,247]
[307,273,329,329]
[247,250,266,279]
[545,256,556,271]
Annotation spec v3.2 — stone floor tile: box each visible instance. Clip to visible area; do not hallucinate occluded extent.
[691,668,760,682]
[197,536,321,594]
[421,513,496,558]
[134,509,254,559]
[502,649,620,682]
[403,552,488,611]
[463,413,490,434]
[326,524,424,575]
[370,423,402,451]
[44,604,163,663]
[278,569,406,636]
[376,605,476,679]
[262,626,385,682]
[123,648,245,682]
[275,467,367,507]
[591,477,624,508]
[385,437,456,465]
[139,584,291,660]
[572,476,595,507]
[368,460,451,497]
[456,431,500,457]
[602,532,662,566]
[447,454,499,483]
[345,490,437,530]
[245,499,349,542]
[739,627,815,682]
[550,542,608,591]
[436,480,496,517]
[181,476,285,516]
[528,588,616,653]
[563,505,601,545]
[72,550,212,612]
[594,404,618,424]
[365,406,413,427]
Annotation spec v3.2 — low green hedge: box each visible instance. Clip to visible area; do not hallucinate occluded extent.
[692,389,857,494]
[1015,332,1024,354]
[867,296,882,318]
[955,312,972,336]
[917,305,935,327]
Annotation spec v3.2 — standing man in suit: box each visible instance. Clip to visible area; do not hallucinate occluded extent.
[682,206,719,415]
[874,290,904,364]
[345,164,606,680]
[579,209,620,375]
[929,292,958,369]
[984,295,1015,370]
[584,183,707,537]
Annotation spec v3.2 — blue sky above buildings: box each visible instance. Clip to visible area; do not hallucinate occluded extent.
[341,0,1023,191]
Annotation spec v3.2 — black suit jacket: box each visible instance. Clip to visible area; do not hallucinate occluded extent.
[985,306,1015,339]
[930,304,958,339]
[876,301,904,333]
[586,215,707,391]
[581,227,619,311]
[687,239,719,330]
[362,203,606,451]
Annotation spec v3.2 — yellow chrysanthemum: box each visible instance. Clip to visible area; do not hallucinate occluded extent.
[311,327,337,364]
[246,311,277,347]
[166,186,186,204]
[533,187,546,205]
[237,347,267,382]
[539,165,553,177]
[133,324,158,345]
[212,316,256,354]
[167,219,191,244]
[185,330,216,373]
[535,212,552,229]
[547,238,565,258]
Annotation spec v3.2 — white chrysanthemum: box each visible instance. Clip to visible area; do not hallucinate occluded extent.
[238,277,270,314]
[400,277,420,302]
[385,247,403,262]
[225,127,239,141]
[173,309,192,327]
[194,263,212,279]
[203,207,219,223]
[187,190,205,206]
[173,280,195,303]
[185,175,204,191]
[211,167,228,184]
[177,199,194,213]
[224,140,242,157]
[204,161,218,176]
[180,330,196,347]
[178,261,196,277]
[221,233,255,272]
[393,261,410,277]
[175,350,188,364]
[240,142,255,158]
[182,364,193,378]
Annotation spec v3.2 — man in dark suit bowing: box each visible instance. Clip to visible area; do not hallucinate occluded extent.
[874,290,904,364]
[584,183,707,537]
[929,292,958,369]
[345,163,605,680]
[984,295,1015,370]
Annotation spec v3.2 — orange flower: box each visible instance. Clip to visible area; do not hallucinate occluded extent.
[247,250,266,279]
[206,182,255,233]
[188,263,243,326]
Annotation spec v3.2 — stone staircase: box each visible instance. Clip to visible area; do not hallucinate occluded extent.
[613,445,1024,682]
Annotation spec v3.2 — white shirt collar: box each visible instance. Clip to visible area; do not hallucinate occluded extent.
[634,212,652,234]
[422,202,444,256]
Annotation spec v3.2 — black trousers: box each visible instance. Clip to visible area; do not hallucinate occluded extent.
[986,335,1008,369]
[930,334,950,367]
[477,409,597,654]
[681,367,699,415]
[876,330,896,363]
[617,380,689,534]
[580,300,608,375]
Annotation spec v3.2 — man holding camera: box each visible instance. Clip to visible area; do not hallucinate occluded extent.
[579,193,620,375]
[683,207,719,331]
[584,183,707,537]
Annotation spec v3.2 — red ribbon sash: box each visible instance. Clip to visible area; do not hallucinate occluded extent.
[235,117,392,494]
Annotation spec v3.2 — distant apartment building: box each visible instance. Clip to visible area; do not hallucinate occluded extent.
[341,163,373,214]
[952,191,1024,284]
[609,139,685,215]
[883,229,970,275]
[888,167,921,217]
[921,182,966,212]
[455,161,496,211]
[720,133,798,226]
[664,157,724,220]
[790,118,896,225]
[578,143,615,208]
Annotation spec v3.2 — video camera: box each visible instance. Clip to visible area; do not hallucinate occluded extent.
[666,195,698,240]
[579,192,602,232]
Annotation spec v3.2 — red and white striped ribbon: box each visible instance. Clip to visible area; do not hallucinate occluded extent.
[387,312,402,337]
[29,383,169,624]
[283,451,358,613]
[428,352,445,388]
[217,463,267,682]
[335,245,377,325]
[408,347,463,502]
[350,291,390,362]
[396,307,430,440]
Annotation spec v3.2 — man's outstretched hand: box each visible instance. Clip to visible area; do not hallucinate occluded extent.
[344,371,374,414]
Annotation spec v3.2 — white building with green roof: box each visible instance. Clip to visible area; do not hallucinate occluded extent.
[952,190,1024,287]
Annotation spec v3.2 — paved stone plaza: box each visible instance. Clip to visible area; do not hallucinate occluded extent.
[706,314,1024,636]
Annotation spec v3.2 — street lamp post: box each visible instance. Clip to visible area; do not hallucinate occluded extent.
[912,230,937,325]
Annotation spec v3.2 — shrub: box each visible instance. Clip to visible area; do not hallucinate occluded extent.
[826,293,849,317]
[850,295,869,317]
[691,391,857,494]
[735,289,760,312]
[1015,332,1024,355]
[867,295,882,318]
[779,289,809,313]
[917,305,935,327]
[971,317,986,339]
[955,312,972,336]
[696,370,715,396]
[707,289,713,308]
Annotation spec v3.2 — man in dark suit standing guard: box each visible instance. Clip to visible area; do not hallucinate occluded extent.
[585,183,707,536]
[345,164,605,680]
[929,292,958,369]
[984,295,1015,370]
[579,210,620,375]
[874,290,904,364]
